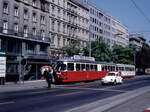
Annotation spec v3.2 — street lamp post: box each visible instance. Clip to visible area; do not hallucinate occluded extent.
[89,25,91,57]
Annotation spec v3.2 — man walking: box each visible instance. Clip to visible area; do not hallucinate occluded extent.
[42,65,55,88]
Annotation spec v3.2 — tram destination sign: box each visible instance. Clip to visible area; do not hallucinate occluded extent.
[73,55,95,61]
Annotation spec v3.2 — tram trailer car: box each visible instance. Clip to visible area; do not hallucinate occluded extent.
[54,56,135,83]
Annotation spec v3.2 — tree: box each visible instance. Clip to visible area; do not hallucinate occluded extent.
[83,38,112,61]
[136,43,150,74]
[112,44,136,64]
[60,40,81,56]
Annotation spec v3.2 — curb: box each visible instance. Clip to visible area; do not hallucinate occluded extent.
[5,80,45,85]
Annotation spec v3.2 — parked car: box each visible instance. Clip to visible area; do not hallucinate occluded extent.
[143,107,150,112]
[101,72,123,85]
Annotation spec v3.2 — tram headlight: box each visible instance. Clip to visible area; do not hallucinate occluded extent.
[56,72,61,78]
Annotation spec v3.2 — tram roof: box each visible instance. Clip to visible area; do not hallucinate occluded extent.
[57,57,116,65]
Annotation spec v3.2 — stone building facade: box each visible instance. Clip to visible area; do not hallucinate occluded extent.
[49,0,89,55]
[88,2,129,48]
[129,34,146,51]
[0,0,89,81]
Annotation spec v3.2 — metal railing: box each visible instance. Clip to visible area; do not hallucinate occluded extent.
[0,27,50,43]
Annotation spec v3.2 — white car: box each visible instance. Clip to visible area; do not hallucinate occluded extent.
[101,72,123,85]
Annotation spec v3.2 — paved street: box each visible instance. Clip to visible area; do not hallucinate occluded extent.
[0,75,150,112]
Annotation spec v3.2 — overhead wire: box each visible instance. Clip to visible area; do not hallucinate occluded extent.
[130,0,150,24]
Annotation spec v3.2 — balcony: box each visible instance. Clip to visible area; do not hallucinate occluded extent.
[0,27,50,44]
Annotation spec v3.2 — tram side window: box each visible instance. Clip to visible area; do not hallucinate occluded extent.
[102,65,105,71]
[129,67,132,71]
[90,65,94,71]
[110,66,112,71]
[76,64,80,71]
[105,66,108,71]
[94,65,98,71]
[132,67,135,71]
[81,64,86,71]
[86,64,90,71]
[116,67,118,71]
[119,67,122,71]
[60,64,66,71]
[125,67,129,71]
[122,67,125,71]
[112,66,115,71]
[68,63,74,71]
[108,66,111,71]
[129,67,134,71]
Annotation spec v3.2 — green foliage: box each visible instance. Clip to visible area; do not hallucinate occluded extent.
[60,40,81,56]
[83,37,136,64]
[136,43,150,73]
[83,38,112,61]
[112,44,136,64]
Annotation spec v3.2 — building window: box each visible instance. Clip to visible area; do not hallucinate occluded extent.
[63,10,66,19]
[63,38,65,46]
[32,28,36,36]
[52,20,55,31]
[26,43,35,54]
[57,22,60,32]
[24,9,28,20]
[51,5,55,15]
[58,8,60,17]
[32,12,37,22]
[40,15,45,24]
[3,21,8,33]
[32,0,37,7]
[40,45,47,55]
[23,0,28,3]
[63,0,66,7]
[3,2,8,14]
[23,25,28,37]
[63,24,66,33]
[14,6,19,17]
[41,30,45,40]
[58,0,60,5]
[51,34,54,44]
[14,23,19,33]
[58,37,60,47]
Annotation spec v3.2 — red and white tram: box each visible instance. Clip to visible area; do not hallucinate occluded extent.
[53,55,135,83]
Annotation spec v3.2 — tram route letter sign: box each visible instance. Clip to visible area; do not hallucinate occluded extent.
[73,55,95,61]
[0,53,6,78]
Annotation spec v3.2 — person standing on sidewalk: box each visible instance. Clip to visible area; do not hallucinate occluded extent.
[48,65,56,85]
[44,69,51,88]
[42,65,55,88]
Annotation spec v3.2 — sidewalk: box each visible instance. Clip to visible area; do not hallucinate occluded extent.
[0,80,47,93]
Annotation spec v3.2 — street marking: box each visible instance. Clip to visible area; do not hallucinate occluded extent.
[0,89,59,101]
[66,90,132,112]
[56,91,83,97]
[26,89,57,95]
[67,86,150,112]
[0,101,15,105]
[56,86,127,93]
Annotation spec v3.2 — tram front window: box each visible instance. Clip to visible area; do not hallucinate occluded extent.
[56,63,66,71]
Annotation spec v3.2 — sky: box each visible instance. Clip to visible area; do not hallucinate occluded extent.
[88,0,150,42]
